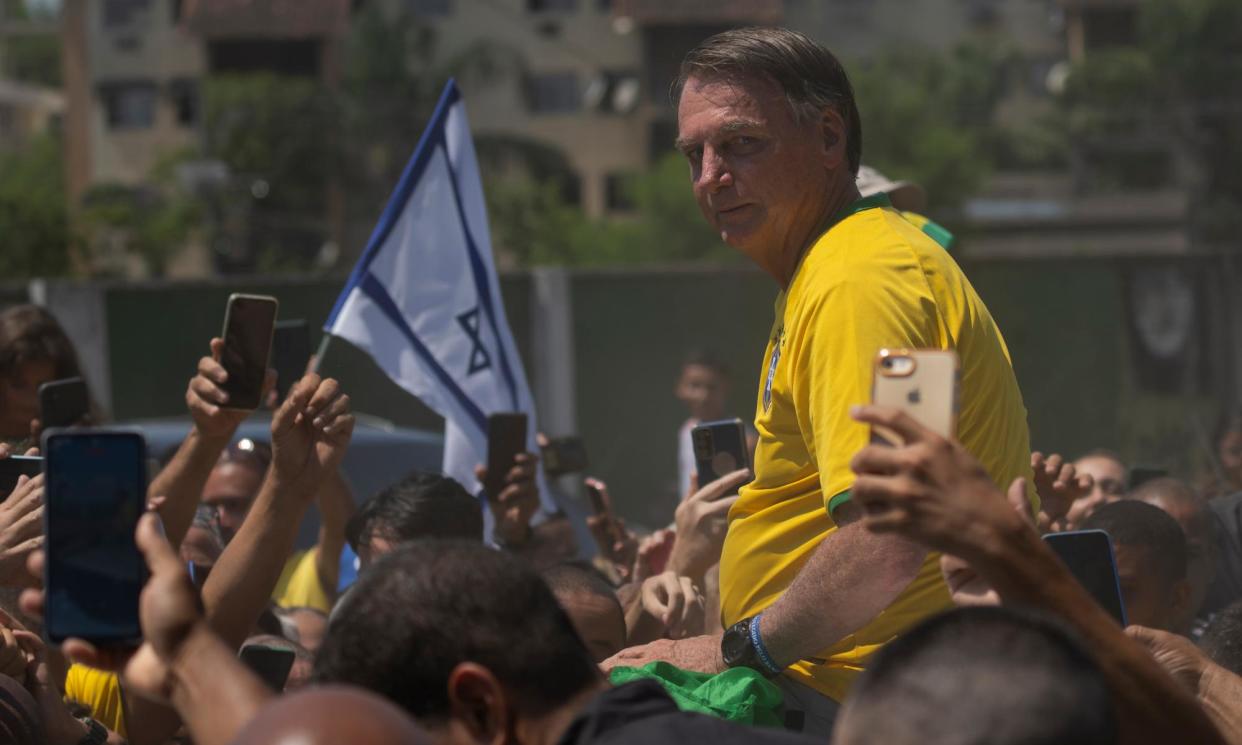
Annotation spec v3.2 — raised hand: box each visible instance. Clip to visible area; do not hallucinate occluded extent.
[270,374,355,495]
[583,478,638,575]
[475,453,540,546]
[1031,451,1093,532]
[0,472,43,587]
[667,469,747,581]
[188,338,275,438]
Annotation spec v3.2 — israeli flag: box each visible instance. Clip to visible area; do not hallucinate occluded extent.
[324,80,554,516]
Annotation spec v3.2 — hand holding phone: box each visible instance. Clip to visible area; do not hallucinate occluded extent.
[240,644,296,691]
[0,455,41,500]
[691,418,752,490]
[484,413,528,504]
[541,436,589,478]
[272,319,312,404]
[220,294,279,411]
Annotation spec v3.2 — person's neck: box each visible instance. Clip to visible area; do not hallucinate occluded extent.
[773,179,862,289]
[519,678,611,745]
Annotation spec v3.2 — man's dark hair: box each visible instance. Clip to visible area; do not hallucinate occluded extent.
[541,561,623,621]
[673,26,862,175]
[345,472,482,551]
[837,606,1117,745]
[1083,500,1188,587]
[1200,600,1242,676]
[681,348,729,378]
[313,541,600,721]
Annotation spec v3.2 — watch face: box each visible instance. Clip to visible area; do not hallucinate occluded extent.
[721,622,752,666]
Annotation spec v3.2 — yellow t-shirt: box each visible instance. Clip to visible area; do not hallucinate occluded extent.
[272,547,333,613]
[64,664,126,738]
[719,195,1035,702]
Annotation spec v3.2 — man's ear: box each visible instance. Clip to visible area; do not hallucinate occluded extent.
[446,662,512,745]
[816,106,849,171]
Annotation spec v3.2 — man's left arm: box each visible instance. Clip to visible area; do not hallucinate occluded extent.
[312,469,354,601]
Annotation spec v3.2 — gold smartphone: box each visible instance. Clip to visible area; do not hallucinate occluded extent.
[871,349,960,444]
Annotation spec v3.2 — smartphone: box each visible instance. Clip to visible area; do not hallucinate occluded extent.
[585,480,608,516]
[271,319,311,403]
[871,349,960,445]
[240,644,296,692]
[484,413,528,502]
[220,294,279,410]
[42,430,147,645]
[0,455,42,500]
[542,436,589,478]
[691,418,751,488]
[1044,529,1128,626]
[39,377,89,429]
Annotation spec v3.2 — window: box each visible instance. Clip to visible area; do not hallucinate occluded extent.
[526,72,581,113]
[169,78,198,126]
[527,0,575,12]
[604,172,636,212]
[100,82,157,129]
[102,0,151,28]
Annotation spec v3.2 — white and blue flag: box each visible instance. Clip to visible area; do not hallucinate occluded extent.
[324,80,554,515]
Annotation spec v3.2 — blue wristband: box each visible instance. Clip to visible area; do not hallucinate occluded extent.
[750,612,782,675]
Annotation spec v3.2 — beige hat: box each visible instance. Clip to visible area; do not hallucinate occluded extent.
[856,165,927,212]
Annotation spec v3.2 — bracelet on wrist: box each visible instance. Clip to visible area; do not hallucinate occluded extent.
[750,612,783,676]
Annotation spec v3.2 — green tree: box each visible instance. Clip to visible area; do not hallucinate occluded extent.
[0,132,72,277]
[0,0,61,87]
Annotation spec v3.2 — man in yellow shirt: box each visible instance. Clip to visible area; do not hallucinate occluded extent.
[609,28,1034,735]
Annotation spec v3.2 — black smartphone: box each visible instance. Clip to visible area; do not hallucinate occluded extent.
[484,413,528,502]
[691,418,751,489]
[542,436,589,478]
[39,377,89,429]
[585,481,607,516]
[272,319,311,403]
[240,644,296,692]
[1044,529,1128,626]
[42,430,147,646]
[0,455,42,500]
[220,294,279,410]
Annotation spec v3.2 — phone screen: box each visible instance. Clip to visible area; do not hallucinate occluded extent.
[44,431,146,644]
[691,418,751,488]
[272,319,311,403]
[0,455,42,500]
[240,645,296,691]
[485,413,527,502]
[1044,530,1128,626]
[221,295,278,410]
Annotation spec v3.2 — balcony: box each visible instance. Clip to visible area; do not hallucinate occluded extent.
[611,0,782,26]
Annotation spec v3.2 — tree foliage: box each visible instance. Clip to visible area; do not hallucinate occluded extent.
[0,132,72,277]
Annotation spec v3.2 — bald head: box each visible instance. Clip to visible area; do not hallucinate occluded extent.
[230,687,431,745]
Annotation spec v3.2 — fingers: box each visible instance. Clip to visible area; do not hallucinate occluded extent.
[189,375,229,407]
[209,337,224,362]
[850,444,905,477]
[699,494,739,519]
[197,353,228,386]
[850,405,938,445]
[688,469,749,504]
[0,627,26,678]
[1006,477,1033,524]
[273,373,319,435]
[0,443,9,459]
[135,513,182,579]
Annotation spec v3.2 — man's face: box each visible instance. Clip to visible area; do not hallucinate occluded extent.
[675,363,727,421]
[1066,456,1127,528]
[202,461,264,544]
[0,359,56,439]
[1141,495,1216,628]
[676,74,836,271]
[556,591,626,663]
[1114,543,1181,631]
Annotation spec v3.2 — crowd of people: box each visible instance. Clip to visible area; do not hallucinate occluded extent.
[0,24,1241,745]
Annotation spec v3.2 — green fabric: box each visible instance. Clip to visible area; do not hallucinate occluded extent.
[609,661,785,728]
[827,489,852,516]
[919,220,955,250]
[834,193,892,222]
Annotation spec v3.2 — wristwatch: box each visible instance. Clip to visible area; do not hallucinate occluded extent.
[75,716,109,745]
[721,616,780,677]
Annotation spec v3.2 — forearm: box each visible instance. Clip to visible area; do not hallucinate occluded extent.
[201,477,311,649]
[314,469,354,598]
[760,521,926,667]
[1199,664,1242,745]
[977,528,1225,745]
[150,427,234,548]
[169,623,273,745]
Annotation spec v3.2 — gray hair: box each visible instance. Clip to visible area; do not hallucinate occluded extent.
[672,26,862,175]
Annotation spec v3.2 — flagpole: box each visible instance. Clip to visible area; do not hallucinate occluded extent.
[311,333,332,375]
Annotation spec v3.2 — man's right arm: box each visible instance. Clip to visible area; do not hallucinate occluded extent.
[150,338,265,548]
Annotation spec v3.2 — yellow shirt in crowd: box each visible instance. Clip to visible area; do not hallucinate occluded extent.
[719,194,1035,703]
[65,664,127,738]
[272,547,333,613]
